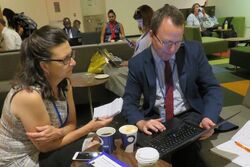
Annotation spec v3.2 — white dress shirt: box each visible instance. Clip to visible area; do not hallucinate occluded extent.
[151,47,190,116]
[0,27,22,51]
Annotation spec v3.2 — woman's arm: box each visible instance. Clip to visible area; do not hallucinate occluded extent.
[26,81,77,142]
[13,84,112,153]
[100,24,106,43]
[119,23,125,40]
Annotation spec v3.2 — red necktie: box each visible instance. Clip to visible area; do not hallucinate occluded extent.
[165,60,174,120]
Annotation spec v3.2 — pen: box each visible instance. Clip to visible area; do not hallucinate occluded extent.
[235,141,250,153]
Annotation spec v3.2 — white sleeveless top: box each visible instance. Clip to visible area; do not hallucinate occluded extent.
[0,86,68,167]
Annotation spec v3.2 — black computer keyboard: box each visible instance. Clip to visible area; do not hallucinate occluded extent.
[146,123,204,157]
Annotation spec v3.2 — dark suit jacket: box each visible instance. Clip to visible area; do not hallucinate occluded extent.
[122,41,223,125]
[63,27,80,38]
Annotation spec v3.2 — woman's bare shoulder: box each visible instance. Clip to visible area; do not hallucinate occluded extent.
[11,88,45,116]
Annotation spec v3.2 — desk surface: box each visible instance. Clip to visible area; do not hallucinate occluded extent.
[70,73,108,87]
[71,139,171,167]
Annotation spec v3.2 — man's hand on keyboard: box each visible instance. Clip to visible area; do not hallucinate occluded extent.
[136,118,166,135]
[199,117,215,140]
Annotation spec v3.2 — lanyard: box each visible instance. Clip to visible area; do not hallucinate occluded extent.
[52,100,69,128]
[155,60,176,101]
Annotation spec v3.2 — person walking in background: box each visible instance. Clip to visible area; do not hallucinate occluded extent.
[0,18,22,52]
[132,4,154,57]
[119,5,154,66]
[62,17,80,39]
[100,9,125,43]
[122,4,223,167]
[104,5,154,97]
[73,19,81,33]
[0,25,112,167]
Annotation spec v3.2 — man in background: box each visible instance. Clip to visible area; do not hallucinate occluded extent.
[62,17,80,39]
[73,19,81,34]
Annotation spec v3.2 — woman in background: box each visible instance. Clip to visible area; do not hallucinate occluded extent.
[186,1,212,36]
[0,25,112,167]
[131,4,154,57]
[104,5,153,97]
[100,9,125,43]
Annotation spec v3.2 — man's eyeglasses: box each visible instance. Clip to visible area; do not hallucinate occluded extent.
[42,50,76,65]
[154,34,183,48]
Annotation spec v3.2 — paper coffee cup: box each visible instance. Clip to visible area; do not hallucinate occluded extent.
[119,125,138,153]
[135,147,159,167]
[96,127,116,154]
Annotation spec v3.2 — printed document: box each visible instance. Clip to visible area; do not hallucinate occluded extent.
[216,120,250,166]
[88,152,129,167]
[93,98,123,119]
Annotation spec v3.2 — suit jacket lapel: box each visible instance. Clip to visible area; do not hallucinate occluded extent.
[176,45,187,93]
[143,48,156,89]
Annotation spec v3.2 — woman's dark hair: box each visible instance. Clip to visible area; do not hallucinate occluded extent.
[2,8,16,29]
[12,25,68,99]
[151,4,185,35]
[192,3,200,13]
[108,9,116,16]
[133,5,154,32]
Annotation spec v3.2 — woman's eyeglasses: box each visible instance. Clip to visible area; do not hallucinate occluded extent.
[42,50,76,65]
[154,33,183,48]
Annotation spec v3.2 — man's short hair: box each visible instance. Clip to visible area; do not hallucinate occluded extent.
[150,4,185,34]
[0,18,6,26]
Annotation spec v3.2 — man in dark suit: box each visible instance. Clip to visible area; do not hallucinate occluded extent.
[62,17,80,40]
[122,4,223,167]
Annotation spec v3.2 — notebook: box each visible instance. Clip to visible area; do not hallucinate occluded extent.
[99,48,122,67]
[136,112,240,158]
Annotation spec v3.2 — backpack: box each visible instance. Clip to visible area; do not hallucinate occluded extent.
[222,17,237,47]
[222,17,237,38]
[13,12,37,39]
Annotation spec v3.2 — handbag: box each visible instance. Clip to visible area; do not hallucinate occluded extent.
[87,50,107,74]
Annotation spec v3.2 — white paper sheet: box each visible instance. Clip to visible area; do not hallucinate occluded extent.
[215,121,250,166]
[93,98,123,119]
[232,121,250,148]
[89,154,122,167]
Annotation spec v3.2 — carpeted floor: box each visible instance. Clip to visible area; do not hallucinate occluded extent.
[221,80,250,96]
[208,57,250,107]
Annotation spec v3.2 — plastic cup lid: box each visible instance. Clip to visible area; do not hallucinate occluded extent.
[135,147,159,163]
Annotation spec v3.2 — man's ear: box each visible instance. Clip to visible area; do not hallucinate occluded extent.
[39,61,49,74]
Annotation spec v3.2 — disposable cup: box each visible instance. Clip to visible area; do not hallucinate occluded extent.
[135,147,159,167]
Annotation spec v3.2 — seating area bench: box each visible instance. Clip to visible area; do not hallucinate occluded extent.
[0,42,134,112]
[0,51,20,110]
[184,26,229,55]
[71,42,134,105]
[230,46,250,71]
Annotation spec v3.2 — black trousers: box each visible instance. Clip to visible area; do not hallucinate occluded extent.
[39,136,85,167]
[161,109,207,167]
